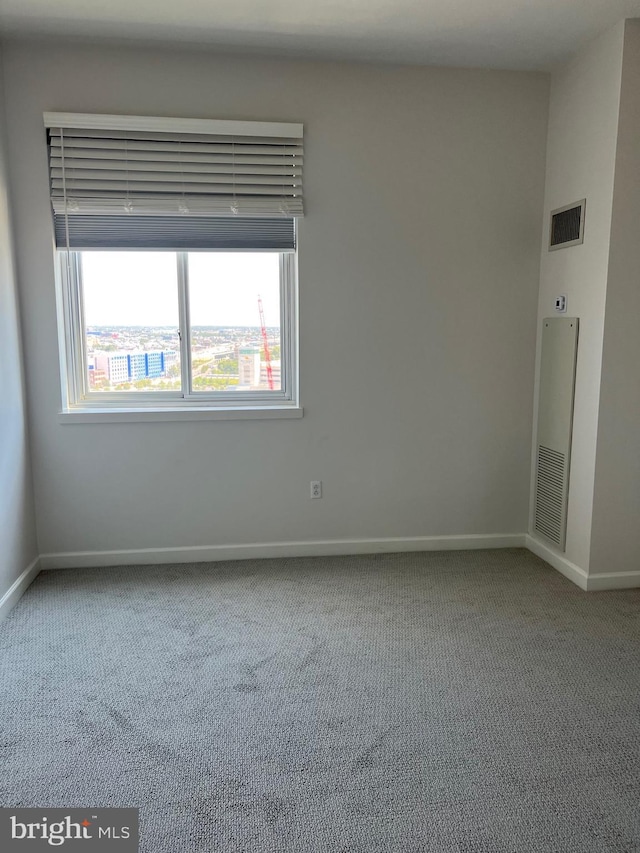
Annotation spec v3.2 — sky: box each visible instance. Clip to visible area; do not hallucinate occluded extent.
[81,252,281,328]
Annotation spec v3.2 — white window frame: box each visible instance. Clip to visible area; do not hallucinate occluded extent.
[56,249,301,422]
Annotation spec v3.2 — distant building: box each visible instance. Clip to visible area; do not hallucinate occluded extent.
[86,355,106,388]
[93,351,173,384]
[259,359,281,390]
[128,352,148,381]
[238,346,261,387]
[144,351,167,379]
[95,353,130,384]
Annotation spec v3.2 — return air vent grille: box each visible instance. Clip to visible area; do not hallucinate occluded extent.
[534,317,578,552]
[535,445,566,546]
[549,200,585,250]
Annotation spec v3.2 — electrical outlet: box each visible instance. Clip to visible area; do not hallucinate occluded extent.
[310,480,322,499]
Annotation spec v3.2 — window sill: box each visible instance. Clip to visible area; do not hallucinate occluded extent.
[57,405,304,424]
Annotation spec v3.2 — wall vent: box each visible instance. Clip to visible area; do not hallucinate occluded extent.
[535,446,565,545]
[534,318,578,550]
[549,199,585,250]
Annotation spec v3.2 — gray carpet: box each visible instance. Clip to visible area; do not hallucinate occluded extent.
[1,548,640,852]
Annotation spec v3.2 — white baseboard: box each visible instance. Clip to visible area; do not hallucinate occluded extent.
[525,535,640,591]
[525,534,588,590]
[25,534,640,591]
[585,571,640,591]
[39,533,527,570]
[0,557,40,622]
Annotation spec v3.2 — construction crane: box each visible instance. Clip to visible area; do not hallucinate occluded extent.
[257,295,274,390]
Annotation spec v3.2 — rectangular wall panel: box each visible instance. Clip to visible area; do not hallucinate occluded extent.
[535,317,579,549]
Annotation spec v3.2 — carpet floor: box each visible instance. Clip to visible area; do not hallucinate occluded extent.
[1,548,640,852]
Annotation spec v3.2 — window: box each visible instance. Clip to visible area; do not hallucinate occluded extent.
[45,113,303,418]
[59,249,296,410]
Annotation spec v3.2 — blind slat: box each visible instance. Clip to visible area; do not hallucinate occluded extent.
[50,138,303,157]
[51,196,303,217]
[49,127,301,145]
[51,162,303,176]
[51,151,303,167]
[52,177,302,191]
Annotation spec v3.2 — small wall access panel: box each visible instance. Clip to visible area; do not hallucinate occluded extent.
[534,318,579,549]
[549,199,586,250]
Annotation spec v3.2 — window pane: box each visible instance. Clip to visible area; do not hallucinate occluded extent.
[81,252,181,393]
[188,253,281,393]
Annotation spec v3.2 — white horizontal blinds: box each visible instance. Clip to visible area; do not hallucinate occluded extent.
[46,114,303,249]
[48,128,304,215]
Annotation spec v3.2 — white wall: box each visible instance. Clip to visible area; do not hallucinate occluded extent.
[590,20,640,578]
[0,43,39,606]
[3,40,549,559]
[531,22,624,574]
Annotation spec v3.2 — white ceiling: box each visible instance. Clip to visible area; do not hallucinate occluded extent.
[0,0,639,71]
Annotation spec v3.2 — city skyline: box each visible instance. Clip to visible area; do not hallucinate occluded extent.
[85,321,281,392]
